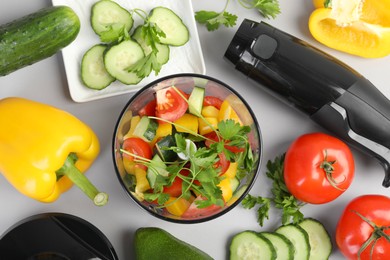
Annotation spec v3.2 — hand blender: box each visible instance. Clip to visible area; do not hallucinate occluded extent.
[224,19,390,187]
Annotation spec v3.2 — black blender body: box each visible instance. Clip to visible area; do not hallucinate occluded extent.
[225,19,390,187]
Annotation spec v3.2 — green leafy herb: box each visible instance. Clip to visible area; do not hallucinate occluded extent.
[324,0,332,8]
[99,24,130,44]
[239,0,281,19]
[127,9,166,78]
[194,10,237,31]
[195,0,281,31]
[242,154,305,226]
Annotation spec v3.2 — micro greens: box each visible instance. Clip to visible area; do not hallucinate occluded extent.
[127,9,166,77]
[242,154,306,226]
[195,0,281,31]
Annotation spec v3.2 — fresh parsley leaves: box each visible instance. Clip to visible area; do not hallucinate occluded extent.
[195,0,281,31]
[242,154,306,226]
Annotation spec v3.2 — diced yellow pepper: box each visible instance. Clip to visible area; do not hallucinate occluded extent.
[198,117,218,135]
[174,113,199,134]
[123,116,141,139]
[218,100,242,125]
[151,122,172,146]
[218,178,233,202]
[123,156,136,174]
[201,105,220,118]
[135,168,150,194]
[223,162,238,179]
[164,197,191,217]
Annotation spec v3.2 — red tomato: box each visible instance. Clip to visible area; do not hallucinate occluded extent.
[163,168,200,197]
[215,153,230,175]
[155,87,188,122]
[336,195,390,260]
[203,96,223,109]
[138,99,156,117]
[284,133,354,204]
[122,137,152,170]
[204,132,245,153]
[181,195,223,218]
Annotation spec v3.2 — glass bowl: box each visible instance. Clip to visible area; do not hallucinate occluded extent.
[112,73,262,223]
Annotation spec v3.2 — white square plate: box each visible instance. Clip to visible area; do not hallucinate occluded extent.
[52,0,206,102]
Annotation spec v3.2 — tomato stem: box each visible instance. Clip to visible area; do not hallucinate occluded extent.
[320,150,346,191]
[352,210,390,260]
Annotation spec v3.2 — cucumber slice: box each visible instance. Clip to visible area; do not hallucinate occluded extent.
[148,7,189,46]
[275,224,310,260]
[230,177,240,193]
[146,154,169,188]
[132,25,170,64]
[133,116,158,142]
[261,232,294,260]
[81,44,115,90]
[154,135,177,162]
[298,218,332,260]
[188,86,205,115]
[104,40,145,85]
[230,231,276,260]
[91,0,133,36]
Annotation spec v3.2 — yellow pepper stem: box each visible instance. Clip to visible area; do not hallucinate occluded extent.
[56,153,108,206]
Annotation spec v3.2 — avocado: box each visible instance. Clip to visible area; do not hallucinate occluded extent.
[134,227,214,260]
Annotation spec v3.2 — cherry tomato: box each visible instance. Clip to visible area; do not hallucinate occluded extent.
[336,195,390,260]
[122,137,152,171]
[215,153,230,175]
[163,168,200,197]
[203,96,223,109]
[284,132,354,204]
[138,99,156,117]
[155,87,188,122]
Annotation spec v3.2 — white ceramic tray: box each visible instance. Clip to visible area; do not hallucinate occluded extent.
[52,0,206,102]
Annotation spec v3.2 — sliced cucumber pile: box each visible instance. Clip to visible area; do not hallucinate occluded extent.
[81,1,190,90]
[229,218,332,260]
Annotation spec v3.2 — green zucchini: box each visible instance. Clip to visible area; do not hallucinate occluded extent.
[0,6,80,76]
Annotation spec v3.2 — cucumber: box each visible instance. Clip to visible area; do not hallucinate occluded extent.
[91,0,133,37]
[154,135,177,162]
[261,232,294,260]
[188,86,205,115]
[81,44,115,90]
[148,7,189,46]
[0,6,80,76]
[104,40,144,85]
[133,116,158,142]
[275,224,310,260]
[230,177,240,193]
[132,25,170,64]
[297,218,332,260]
[135,227,213,260]
[146,154,169,188]
[230,231,276,260]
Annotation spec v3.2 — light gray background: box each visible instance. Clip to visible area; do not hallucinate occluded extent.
[1,1,389,259]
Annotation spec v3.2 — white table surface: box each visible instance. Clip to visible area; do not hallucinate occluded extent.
[1,0,390,259]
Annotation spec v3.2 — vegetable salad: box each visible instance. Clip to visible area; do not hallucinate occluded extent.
[119,84,258,219]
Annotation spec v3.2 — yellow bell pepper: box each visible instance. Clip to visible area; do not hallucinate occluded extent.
[164,196,191,217]
[0,97,107,206]
[174,113,199,134]
[309,0,390,58]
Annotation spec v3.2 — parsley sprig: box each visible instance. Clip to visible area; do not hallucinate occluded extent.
[195,0,281,31]
[126,9,166,78]
[242,154,306,226]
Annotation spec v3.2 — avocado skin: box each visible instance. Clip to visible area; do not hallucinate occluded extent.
[135,227,214,260]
